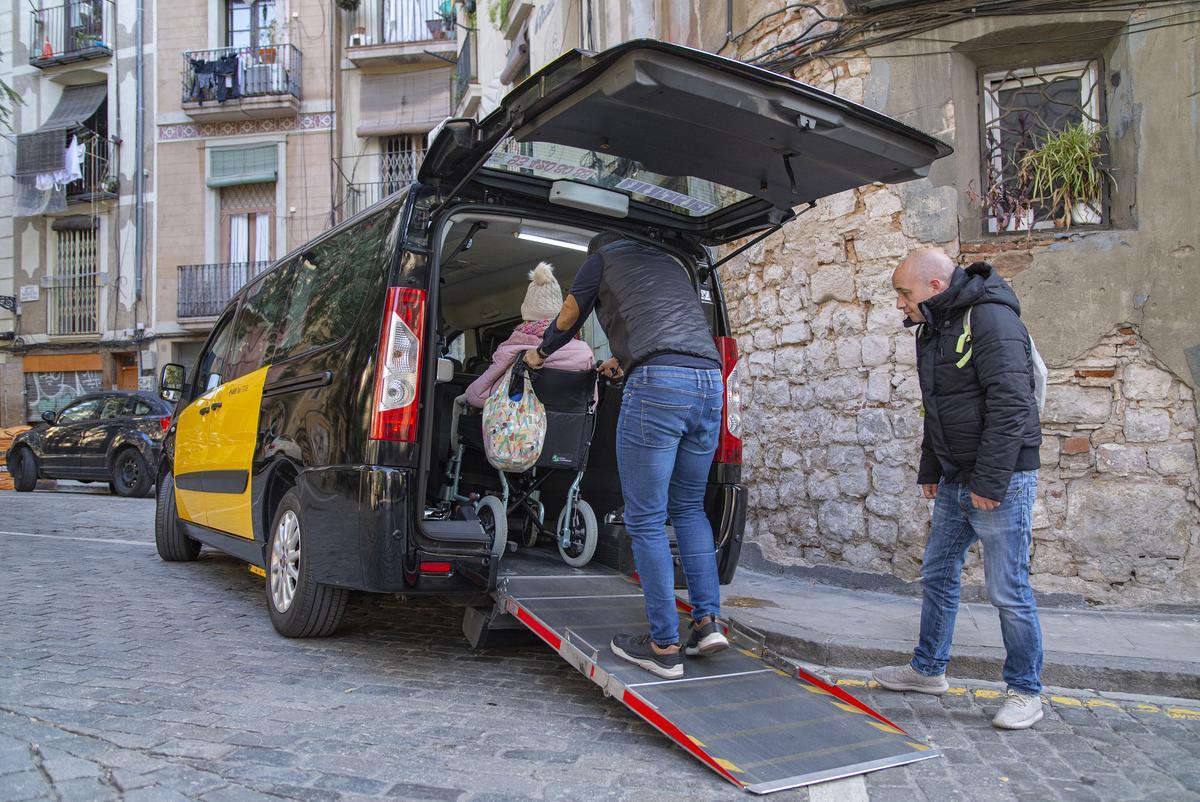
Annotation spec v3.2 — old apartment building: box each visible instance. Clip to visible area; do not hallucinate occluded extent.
[0,0,150,424]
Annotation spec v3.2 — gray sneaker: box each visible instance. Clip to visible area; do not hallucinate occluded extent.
[992,689,1044,730]
[871,664,950,695]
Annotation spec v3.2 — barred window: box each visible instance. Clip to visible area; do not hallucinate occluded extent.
[980,59,1103,233]
[50,228,99,336]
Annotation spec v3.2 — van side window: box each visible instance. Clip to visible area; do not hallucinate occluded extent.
[273,209,392,361]
[227,263,293,380]
[194,307,239,394]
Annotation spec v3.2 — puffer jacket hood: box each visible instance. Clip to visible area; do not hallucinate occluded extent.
[919,262,1021,329]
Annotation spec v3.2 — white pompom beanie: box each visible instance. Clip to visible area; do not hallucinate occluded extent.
[520,261,564,321]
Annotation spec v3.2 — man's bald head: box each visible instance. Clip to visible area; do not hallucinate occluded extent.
[892,247,957,324]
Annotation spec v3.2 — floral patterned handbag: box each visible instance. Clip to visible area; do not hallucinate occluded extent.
[482,356,547,473]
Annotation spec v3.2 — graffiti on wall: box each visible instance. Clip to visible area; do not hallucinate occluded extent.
[24,371,103,421]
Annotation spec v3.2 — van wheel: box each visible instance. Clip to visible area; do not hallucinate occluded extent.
[155,471,201,561]
[266,489,348,638]
[10,447,37,492]
[111,448,151,498]
[557,499,597,568]
[476,496,508,558]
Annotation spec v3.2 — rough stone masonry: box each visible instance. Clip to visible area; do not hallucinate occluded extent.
[722,3,1200,606]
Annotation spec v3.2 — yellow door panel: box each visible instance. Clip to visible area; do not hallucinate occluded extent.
[204,366,269,539]
[172,387,221,526]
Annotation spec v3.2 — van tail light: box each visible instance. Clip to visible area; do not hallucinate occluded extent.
[159,416,172,432]
[714,336,743,465]
[370,287,427,442]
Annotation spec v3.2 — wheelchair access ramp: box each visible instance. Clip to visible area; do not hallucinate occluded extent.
[491,554,938,794]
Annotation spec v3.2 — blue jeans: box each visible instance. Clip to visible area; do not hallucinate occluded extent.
[616,366,725,646]
[912,470,1044,694]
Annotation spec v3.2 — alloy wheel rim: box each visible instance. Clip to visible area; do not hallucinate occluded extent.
[270,510,301,613]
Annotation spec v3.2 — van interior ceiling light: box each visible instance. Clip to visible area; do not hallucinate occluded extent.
[514,229,590,252]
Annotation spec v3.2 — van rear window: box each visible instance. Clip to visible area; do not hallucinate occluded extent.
[483,138,749,217]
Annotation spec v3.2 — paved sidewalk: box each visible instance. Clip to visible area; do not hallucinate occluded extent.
[721,568,1200,700]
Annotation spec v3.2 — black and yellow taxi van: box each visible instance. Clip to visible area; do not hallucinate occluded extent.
[154,40,950,637]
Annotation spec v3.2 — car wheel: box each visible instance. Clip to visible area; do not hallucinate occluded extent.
[266,488,348,638]
[154,471,201,561]
[111,448,152,498]
[10,447,37,492]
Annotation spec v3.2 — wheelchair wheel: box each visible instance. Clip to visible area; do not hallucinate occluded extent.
[476,496,508,559]
[557,499,597,568]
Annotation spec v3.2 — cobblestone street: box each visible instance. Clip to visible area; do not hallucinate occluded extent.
[1,489,1198,801]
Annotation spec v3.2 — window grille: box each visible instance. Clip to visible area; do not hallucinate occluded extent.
[49,227,99,335]
[980,59,1103,233]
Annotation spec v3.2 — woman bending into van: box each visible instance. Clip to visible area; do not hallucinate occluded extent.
[464,262,594,407]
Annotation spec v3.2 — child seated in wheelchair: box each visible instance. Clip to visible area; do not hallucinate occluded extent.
[441,262,601,567]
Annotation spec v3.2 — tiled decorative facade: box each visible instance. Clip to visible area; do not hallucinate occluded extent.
[158,113,335,142]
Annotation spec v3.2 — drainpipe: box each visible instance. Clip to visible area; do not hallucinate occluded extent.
[134,0,145,304]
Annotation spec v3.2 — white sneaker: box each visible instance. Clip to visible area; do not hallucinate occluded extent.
[871,664,950,695]
[992,689,1044,730]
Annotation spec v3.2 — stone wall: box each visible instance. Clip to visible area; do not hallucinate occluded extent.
[724,1,1200,607]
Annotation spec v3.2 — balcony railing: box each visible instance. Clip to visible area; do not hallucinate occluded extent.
[30,0,114,68]
[66,134,118,202]
[345,0,454,48]
[177,261,271,319]
[182,45,302,106]
[453,30,476,111]
[336,151,420,220]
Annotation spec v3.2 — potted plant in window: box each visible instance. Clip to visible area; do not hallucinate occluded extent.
[257,19,280,64]
[1019,121,1114,228]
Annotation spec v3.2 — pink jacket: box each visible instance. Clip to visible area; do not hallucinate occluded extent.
[466,328,595,408]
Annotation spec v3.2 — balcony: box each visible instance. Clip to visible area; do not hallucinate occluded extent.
[177,261,270,320]
[66,134,118,204]
[29,1,114,69]
[336,151,420,221]
[181,45,302,122]
[344,0,457,67]
[452,30,479,117]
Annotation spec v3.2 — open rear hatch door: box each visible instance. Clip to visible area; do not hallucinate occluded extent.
[420,39,951,244]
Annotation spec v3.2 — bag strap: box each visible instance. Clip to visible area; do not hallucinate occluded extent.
[955,306,973,369]
[508,353,532,402]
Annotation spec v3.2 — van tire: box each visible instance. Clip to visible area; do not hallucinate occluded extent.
[266,488,347,638]
[10,447,37,492]
[155,471,202,562]
[111,448,152,498]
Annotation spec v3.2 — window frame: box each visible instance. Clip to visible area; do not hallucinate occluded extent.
[979,59,1104,234]
[190,305,241,400]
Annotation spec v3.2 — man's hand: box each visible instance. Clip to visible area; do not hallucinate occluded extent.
[970,491,1000,510]
[597,357,624,379]
[920,483,938,500]
[523,350,546,370]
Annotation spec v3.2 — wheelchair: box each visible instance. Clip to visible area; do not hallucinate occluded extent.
[440,365,600,568]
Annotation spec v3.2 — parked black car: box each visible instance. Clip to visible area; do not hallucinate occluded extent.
[6,391,173,496]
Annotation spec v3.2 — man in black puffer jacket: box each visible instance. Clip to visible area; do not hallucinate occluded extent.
[872,248,1045,731]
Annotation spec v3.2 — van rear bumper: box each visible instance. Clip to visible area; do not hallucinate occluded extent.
[298,464,489,594]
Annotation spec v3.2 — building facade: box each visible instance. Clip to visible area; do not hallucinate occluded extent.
[0,0,152,424]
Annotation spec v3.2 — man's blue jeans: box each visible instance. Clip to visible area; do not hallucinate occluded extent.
[912,470,1044,694]
[616,366,725,646]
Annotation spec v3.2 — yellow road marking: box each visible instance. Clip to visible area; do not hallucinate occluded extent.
[1134,703,1161,713]
[248,564,266,577]
[906,742,931,752]
[945,687,968,696]
[1086,699,1121,710]
[832,701,868,714]
[800,683,834,696]
[1050,695,1083,706]
[1167,707,1200,720]
[973,689,1003,699]
[688,735,706,747]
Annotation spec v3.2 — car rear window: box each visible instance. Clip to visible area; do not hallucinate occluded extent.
[483,138,749,217]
